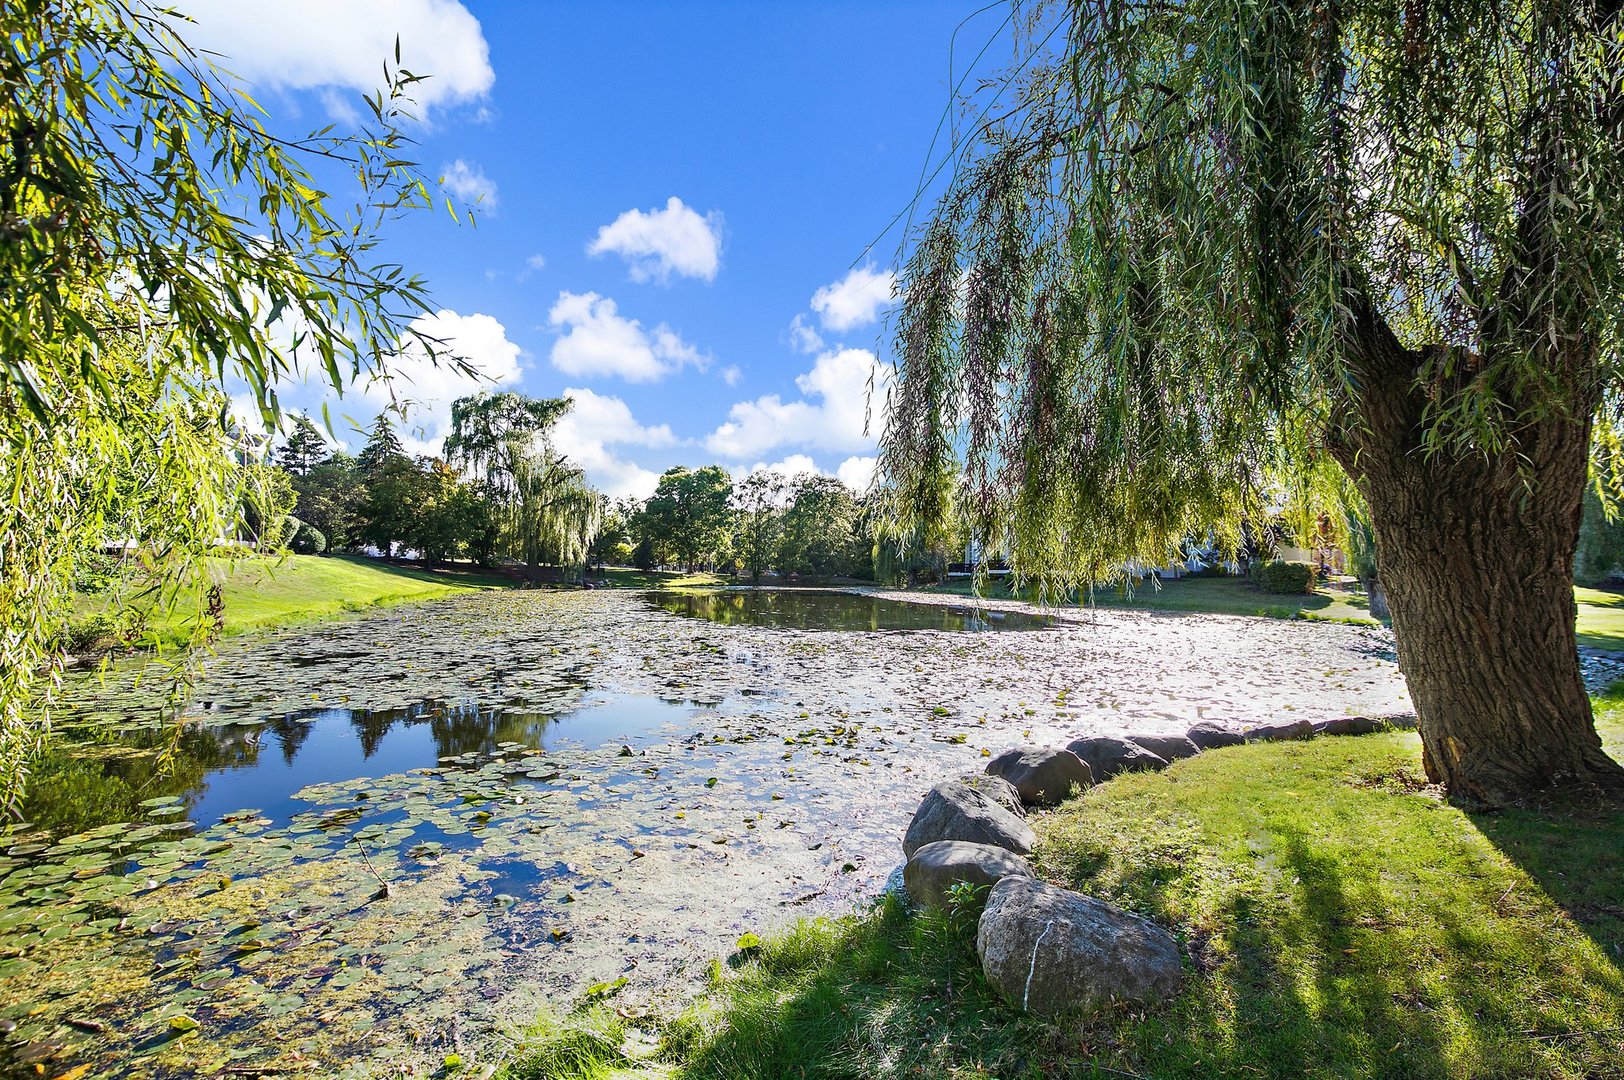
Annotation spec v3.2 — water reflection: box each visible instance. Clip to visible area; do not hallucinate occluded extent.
[26,693,704,835]
[645,589,1056,632]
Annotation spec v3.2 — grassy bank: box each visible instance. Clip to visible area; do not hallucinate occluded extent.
[596,567,724,589]
[921,573,1624,649]
[81,554,511,645]
[500,695,1624,1080]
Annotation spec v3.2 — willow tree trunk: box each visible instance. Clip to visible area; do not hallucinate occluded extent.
[1338,339,1624,806]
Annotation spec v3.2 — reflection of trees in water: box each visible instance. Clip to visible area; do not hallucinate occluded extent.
[29,690,588,835]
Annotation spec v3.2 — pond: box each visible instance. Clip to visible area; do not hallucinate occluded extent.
[1,589,1413,1078]
[645,588,1056,632]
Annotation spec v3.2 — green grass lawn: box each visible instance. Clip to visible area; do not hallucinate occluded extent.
[82,554,510,645]
[500,696,1624,1080]
[1576,586,1624,650]
[596,567,725,590]
[920,572,1378,622]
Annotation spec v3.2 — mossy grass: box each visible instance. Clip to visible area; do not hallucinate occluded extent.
[501,693,1624,1080]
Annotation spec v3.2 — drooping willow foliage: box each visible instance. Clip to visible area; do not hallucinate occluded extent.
[880,0,1624,588]
[445,391,603,572]
[1,1,466,804]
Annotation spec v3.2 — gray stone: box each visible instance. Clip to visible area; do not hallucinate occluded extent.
[1064,736,1169,781]
[1312,715,1379,737]
[976,876,1184,1017]
[1127,733,1202,761]
[985,746,1093,806]
[955,773,1027,818]
[902,782,1037,859]
[1244,719,1315,742]
[1185,722,1246,750]
[903,840,1034,909]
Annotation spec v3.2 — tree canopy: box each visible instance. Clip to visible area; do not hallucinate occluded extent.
[880,0,1624,802]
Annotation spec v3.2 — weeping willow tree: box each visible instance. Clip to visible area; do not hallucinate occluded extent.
[445,391,603,575]
[880,0,1624,804]
[1,1,461,805]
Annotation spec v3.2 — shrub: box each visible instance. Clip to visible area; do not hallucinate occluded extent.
[57,613,115,654]
[291,522,327,555]
[1256,559,1313,594]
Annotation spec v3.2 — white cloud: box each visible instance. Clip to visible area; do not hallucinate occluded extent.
[362,309,524,455]
[526,253,547,270]
[551,387,675,499]
[548,291,708,383]
[719,365,742,387]
[810,265,895,333]
[704,347,889,460]
[749,455,819,480]
[440,160,497,208]
[587,197,723,284]
[787,313,824,354]
[836,455,877,492]
[173,0,494,118]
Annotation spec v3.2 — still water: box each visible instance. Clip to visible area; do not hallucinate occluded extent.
[644,588,1056,632]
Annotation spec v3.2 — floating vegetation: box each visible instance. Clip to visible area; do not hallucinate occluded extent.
[4,589,1411,1077]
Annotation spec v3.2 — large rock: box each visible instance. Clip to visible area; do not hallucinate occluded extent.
[977,877,1184,1017]
[903,840,1033,910]
[1064,736,1169,782]
[1128,733,1201,762]
[902,782,1037,858]
[1312,715,1380,737]
[955,773,1026,818]
[1185,721,1246,750]
[1244,719,1315,742]
[985,746,1093,806]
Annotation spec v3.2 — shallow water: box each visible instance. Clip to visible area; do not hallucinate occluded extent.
[2,589,1413,1078]
[646,588,1056,632]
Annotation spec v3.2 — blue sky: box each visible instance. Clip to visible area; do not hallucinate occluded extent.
[181,0,1015,498]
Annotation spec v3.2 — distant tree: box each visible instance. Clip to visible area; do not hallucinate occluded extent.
[588,498,637,569]
[733,471,785,584]
[356,415,407,479]
[407,459,466,564]
[642,466,733,571]
[359,454,428,556]
[778,474,864,579]
[1577,487,1624,587]
[291,453,365,552]
[274,415,329,476]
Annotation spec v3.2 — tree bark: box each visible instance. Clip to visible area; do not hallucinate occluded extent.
[1334,331,1624,806]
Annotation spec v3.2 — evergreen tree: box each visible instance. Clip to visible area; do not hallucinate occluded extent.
[356,415,407,478]
[274,414,329,476]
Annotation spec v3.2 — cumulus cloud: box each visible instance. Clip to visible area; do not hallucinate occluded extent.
[704,348,889,460]
[551,387,675,499]
[362,309,524,455]
[548,291,708,383]
[748,455,819,480]
[588,197,723,284]
[173,0,494,118]
[809,265,895,333]
[719,365,742,387]
[786,313,824,354]
[836,455,877,492]
[440,160,497,207]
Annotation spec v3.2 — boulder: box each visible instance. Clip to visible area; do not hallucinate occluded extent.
[1185,722,1246,750]
[902,782,1037,859]
[1312,715,1379,737]
[976,877,1184,1017]
[955,773,1027,818]
[1064,736,1169,782]
[985,746,1094,806]
[1127,733,1202,762]
[903,840,1034,910]
[1244,719,1315,742]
